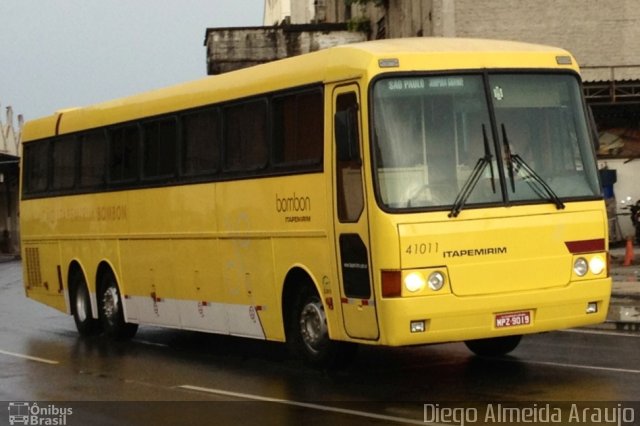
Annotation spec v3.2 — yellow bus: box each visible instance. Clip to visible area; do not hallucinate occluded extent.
[20,38,611,366]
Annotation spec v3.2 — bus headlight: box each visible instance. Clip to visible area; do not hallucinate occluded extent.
[427,271,445,291]
[573,257,588,277]
[404,272,426,293]
[399,268,450,296]
[589,256,606,275]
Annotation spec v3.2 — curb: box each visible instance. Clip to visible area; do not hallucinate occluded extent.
[0,255,20,264]
[608,291,640,328]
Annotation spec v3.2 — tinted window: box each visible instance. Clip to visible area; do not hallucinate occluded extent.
[109,125,140,182]
[22,85,326,198]
[182,109,220,175]
[143,118,177,179]
[79,130,107,188]
[335,91,364,223]
[273,90,323,168]
[224,100,268,171]
[23,141,50,194]
[52,136,77,190]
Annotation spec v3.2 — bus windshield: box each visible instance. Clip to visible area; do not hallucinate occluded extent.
[372,73,601,212]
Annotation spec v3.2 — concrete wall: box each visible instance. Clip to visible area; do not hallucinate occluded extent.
[264,0,326,25]
[446,0,640,81]
[341,0,435,39]
[290,0,316,24]
[205,24,366,75]
[264,0,291,26]
[1,106,21,157]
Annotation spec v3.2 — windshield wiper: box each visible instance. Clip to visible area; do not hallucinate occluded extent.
[449,125,496,218]
[501,124,565,210]
[501,124,516,192]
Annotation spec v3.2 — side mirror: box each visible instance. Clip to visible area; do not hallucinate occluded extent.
[335,107,361,163]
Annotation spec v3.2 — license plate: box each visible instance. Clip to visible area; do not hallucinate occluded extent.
[495,311,531,328]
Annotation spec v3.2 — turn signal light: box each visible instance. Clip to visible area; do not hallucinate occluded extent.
[381,270,401,298]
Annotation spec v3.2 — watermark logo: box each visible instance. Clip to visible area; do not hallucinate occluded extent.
[423,403,637,426]
[7,402,73,425]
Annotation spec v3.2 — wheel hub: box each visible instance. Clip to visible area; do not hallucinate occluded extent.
[102,286,120,325]
[299,301,328,354]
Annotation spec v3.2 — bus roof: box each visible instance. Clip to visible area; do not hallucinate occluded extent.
[338,37,571,55]
[23,37,577,141]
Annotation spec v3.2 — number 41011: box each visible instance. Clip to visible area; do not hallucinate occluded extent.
[405,242,438,255]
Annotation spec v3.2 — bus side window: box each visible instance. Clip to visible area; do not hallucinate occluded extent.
[143,118,177,179]
[23,140,50,195]
[182,108,220,176]
[223,99,268,172]
[272,89,323,169]
[51,136,78,191]
[79,131,107,189]
[109,125,140,183]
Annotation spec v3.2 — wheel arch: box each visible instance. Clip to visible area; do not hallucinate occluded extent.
[95,260,119,298]
[67,260,85,289]
[281,265,330,339]
[67,260,91,316]
[280,265,356,367]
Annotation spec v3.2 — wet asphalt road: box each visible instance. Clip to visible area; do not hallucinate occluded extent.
[0,260,639,426]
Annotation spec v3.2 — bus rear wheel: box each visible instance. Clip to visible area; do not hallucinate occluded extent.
[70,271,101,336]
[287,286,356,368]
[98,271,138,340]
[464,335,522,356]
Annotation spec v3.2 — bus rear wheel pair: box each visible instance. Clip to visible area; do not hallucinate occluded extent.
[70,269,138,340]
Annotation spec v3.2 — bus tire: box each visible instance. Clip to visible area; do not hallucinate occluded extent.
[464,335,522,357]
[70,271,101,336]
[98,270,138,340]
[286,285,356,368]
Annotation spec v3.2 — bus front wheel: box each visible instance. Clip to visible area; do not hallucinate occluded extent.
[464,335,522,357]
[287,286,356,368]
[70,271,101,336]
[98,271,138,340]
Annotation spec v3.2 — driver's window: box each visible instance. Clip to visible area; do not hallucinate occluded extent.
[335,91,364,223]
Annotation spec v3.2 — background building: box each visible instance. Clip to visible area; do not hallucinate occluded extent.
[205,23,366,75]
[0,105,21,255]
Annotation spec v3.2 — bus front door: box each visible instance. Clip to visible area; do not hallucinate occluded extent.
[332,85,379,340]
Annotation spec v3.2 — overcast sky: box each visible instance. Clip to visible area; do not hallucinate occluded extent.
[0,0,264,122]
